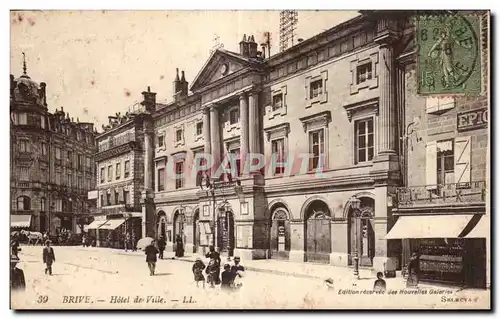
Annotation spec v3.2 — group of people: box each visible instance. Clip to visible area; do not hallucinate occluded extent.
[192,246,245,290]
[124,232,138,252]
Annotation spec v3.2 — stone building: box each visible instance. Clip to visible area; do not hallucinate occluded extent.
[387,12,490,288]
[151,13,409,272]
[89,89,156,247]
[150,11,489,276]
[10,63,97,234]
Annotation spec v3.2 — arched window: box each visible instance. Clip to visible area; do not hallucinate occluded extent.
[17,196,31,211]
[40,197,46,212]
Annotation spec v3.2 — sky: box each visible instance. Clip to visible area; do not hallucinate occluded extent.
[10,10,359,130]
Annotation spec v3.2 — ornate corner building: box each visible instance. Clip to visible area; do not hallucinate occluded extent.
[10,67,97,234]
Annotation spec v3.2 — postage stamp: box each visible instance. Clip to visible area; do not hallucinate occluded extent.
[417,13,482,95]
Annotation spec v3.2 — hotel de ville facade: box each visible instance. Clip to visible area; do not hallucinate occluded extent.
[137,11,489,277]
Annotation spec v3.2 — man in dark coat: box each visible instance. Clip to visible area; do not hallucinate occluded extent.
[10,255,26,291]
[407,251,420,288]
[145,241,159,276]
[157,236,166,259]
[11,238,20,257]
[205,246,221,285]
[42,240,56,275]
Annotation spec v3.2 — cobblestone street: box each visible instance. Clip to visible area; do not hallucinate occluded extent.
[11,245,490,309]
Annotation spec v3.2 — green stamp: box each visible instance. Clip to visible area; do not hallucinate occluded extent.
[417,13,482,95]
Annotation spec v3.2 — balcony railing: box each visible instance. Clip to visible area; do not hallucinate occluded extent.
[98,132,136,153]
[396,181,487,209]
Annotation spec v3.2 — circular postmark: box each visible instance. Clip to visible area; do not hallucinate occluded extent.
[418,14,480,93]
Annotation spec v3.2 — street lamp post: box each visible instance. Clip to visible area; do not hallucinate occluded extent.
[350,196,361,279]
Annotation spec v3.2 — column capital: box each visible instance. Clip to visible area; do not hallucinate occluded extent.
[239,92,247,100]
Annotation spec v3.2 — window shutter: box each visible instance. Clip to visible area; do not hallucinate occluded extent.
[425,141,438,189]
[454,136,472,187]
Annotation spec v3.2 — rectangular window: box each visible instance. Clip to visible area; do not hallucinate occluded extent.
[310,79,323,99]
[229,108,240,124]
[115,163,121,180]
[100,194,104,207]
[437,140,455,186]
[157,168,165,191]
[176,129,182,142]
[41,116,46,129]
[309,129,325,170]
[175,161,184,189]
[115,189,119,205]
[55,147,61,160]
[158,135,164,148]
[100,167,105,183]
[19,140,29,153]
[77,154,83,170]
[124,160,130,178]
[41,142,47,156]
[67,173,72,187]
[107,166,112,182]
[196,122,203,136]
[106,193,111,206]
[355,118,374,163]
[55,172,61,185]
[123,190,130,205]
[356,63,373,84]
[271,138,286,175]
[19,167,29,181]
[229,148,241,177]
[272,94,283,111]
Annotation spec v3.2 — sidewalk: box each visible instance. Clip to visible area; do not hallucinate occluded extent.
[66,245,465,291]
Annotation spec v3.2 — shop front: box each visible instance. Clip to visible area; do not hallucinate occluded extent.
[386,213,488,288]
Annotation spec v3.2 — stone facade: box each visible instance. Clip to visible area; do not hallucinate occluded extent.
[10,69,97,233]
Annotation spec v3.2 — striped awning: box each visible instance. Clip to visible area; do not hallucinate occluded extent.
[385,214,474,239]
[11,215,32,228]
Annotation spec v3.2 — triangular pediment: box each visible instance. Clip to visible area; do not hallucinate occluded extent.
[190,49,262,92]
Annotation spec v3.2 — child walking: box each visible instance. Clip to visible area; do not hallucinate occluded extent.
[192,257,206,288]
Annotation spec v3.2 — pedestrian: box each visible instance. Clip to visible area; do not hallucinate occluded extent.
[205,245,221,285]
[192,257,206,288]
[82,234,87,247]
[10,255,26,291]
[230,256,245,289]
[406,251,420,288]
[175,234,184,258]
[42,240,56,276]
[220,263,234,291]
[11,238,20,258]
[124,233,131,252]
[144,240,159,276]
[157,236,166,259]
[373,272,387,292]
[131,231,137,251]
[205,259,218,288]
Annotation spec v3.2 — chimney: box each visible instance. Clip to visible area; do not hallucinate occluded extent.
[239,34,249,57]
[173,68,181,99]
[141,85,157,113]
[180,70,188,97]
[39,82,47,106]
[248,35,258,58]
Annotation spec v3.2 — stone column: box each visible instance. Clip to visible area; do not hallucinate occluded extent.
[378,43,396,155]
[248,90,259,155]
[209,106,221,177]
[239,93,249,174]
[372,186,398,273]
[203,107,211,155]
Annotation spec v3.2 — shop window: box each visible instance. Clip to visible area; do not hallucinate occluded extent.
[17,196,31,211]
[355,118,374,163]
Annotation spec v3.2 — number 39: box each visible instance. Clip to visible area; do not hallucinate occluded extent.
[37,295,49,303]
